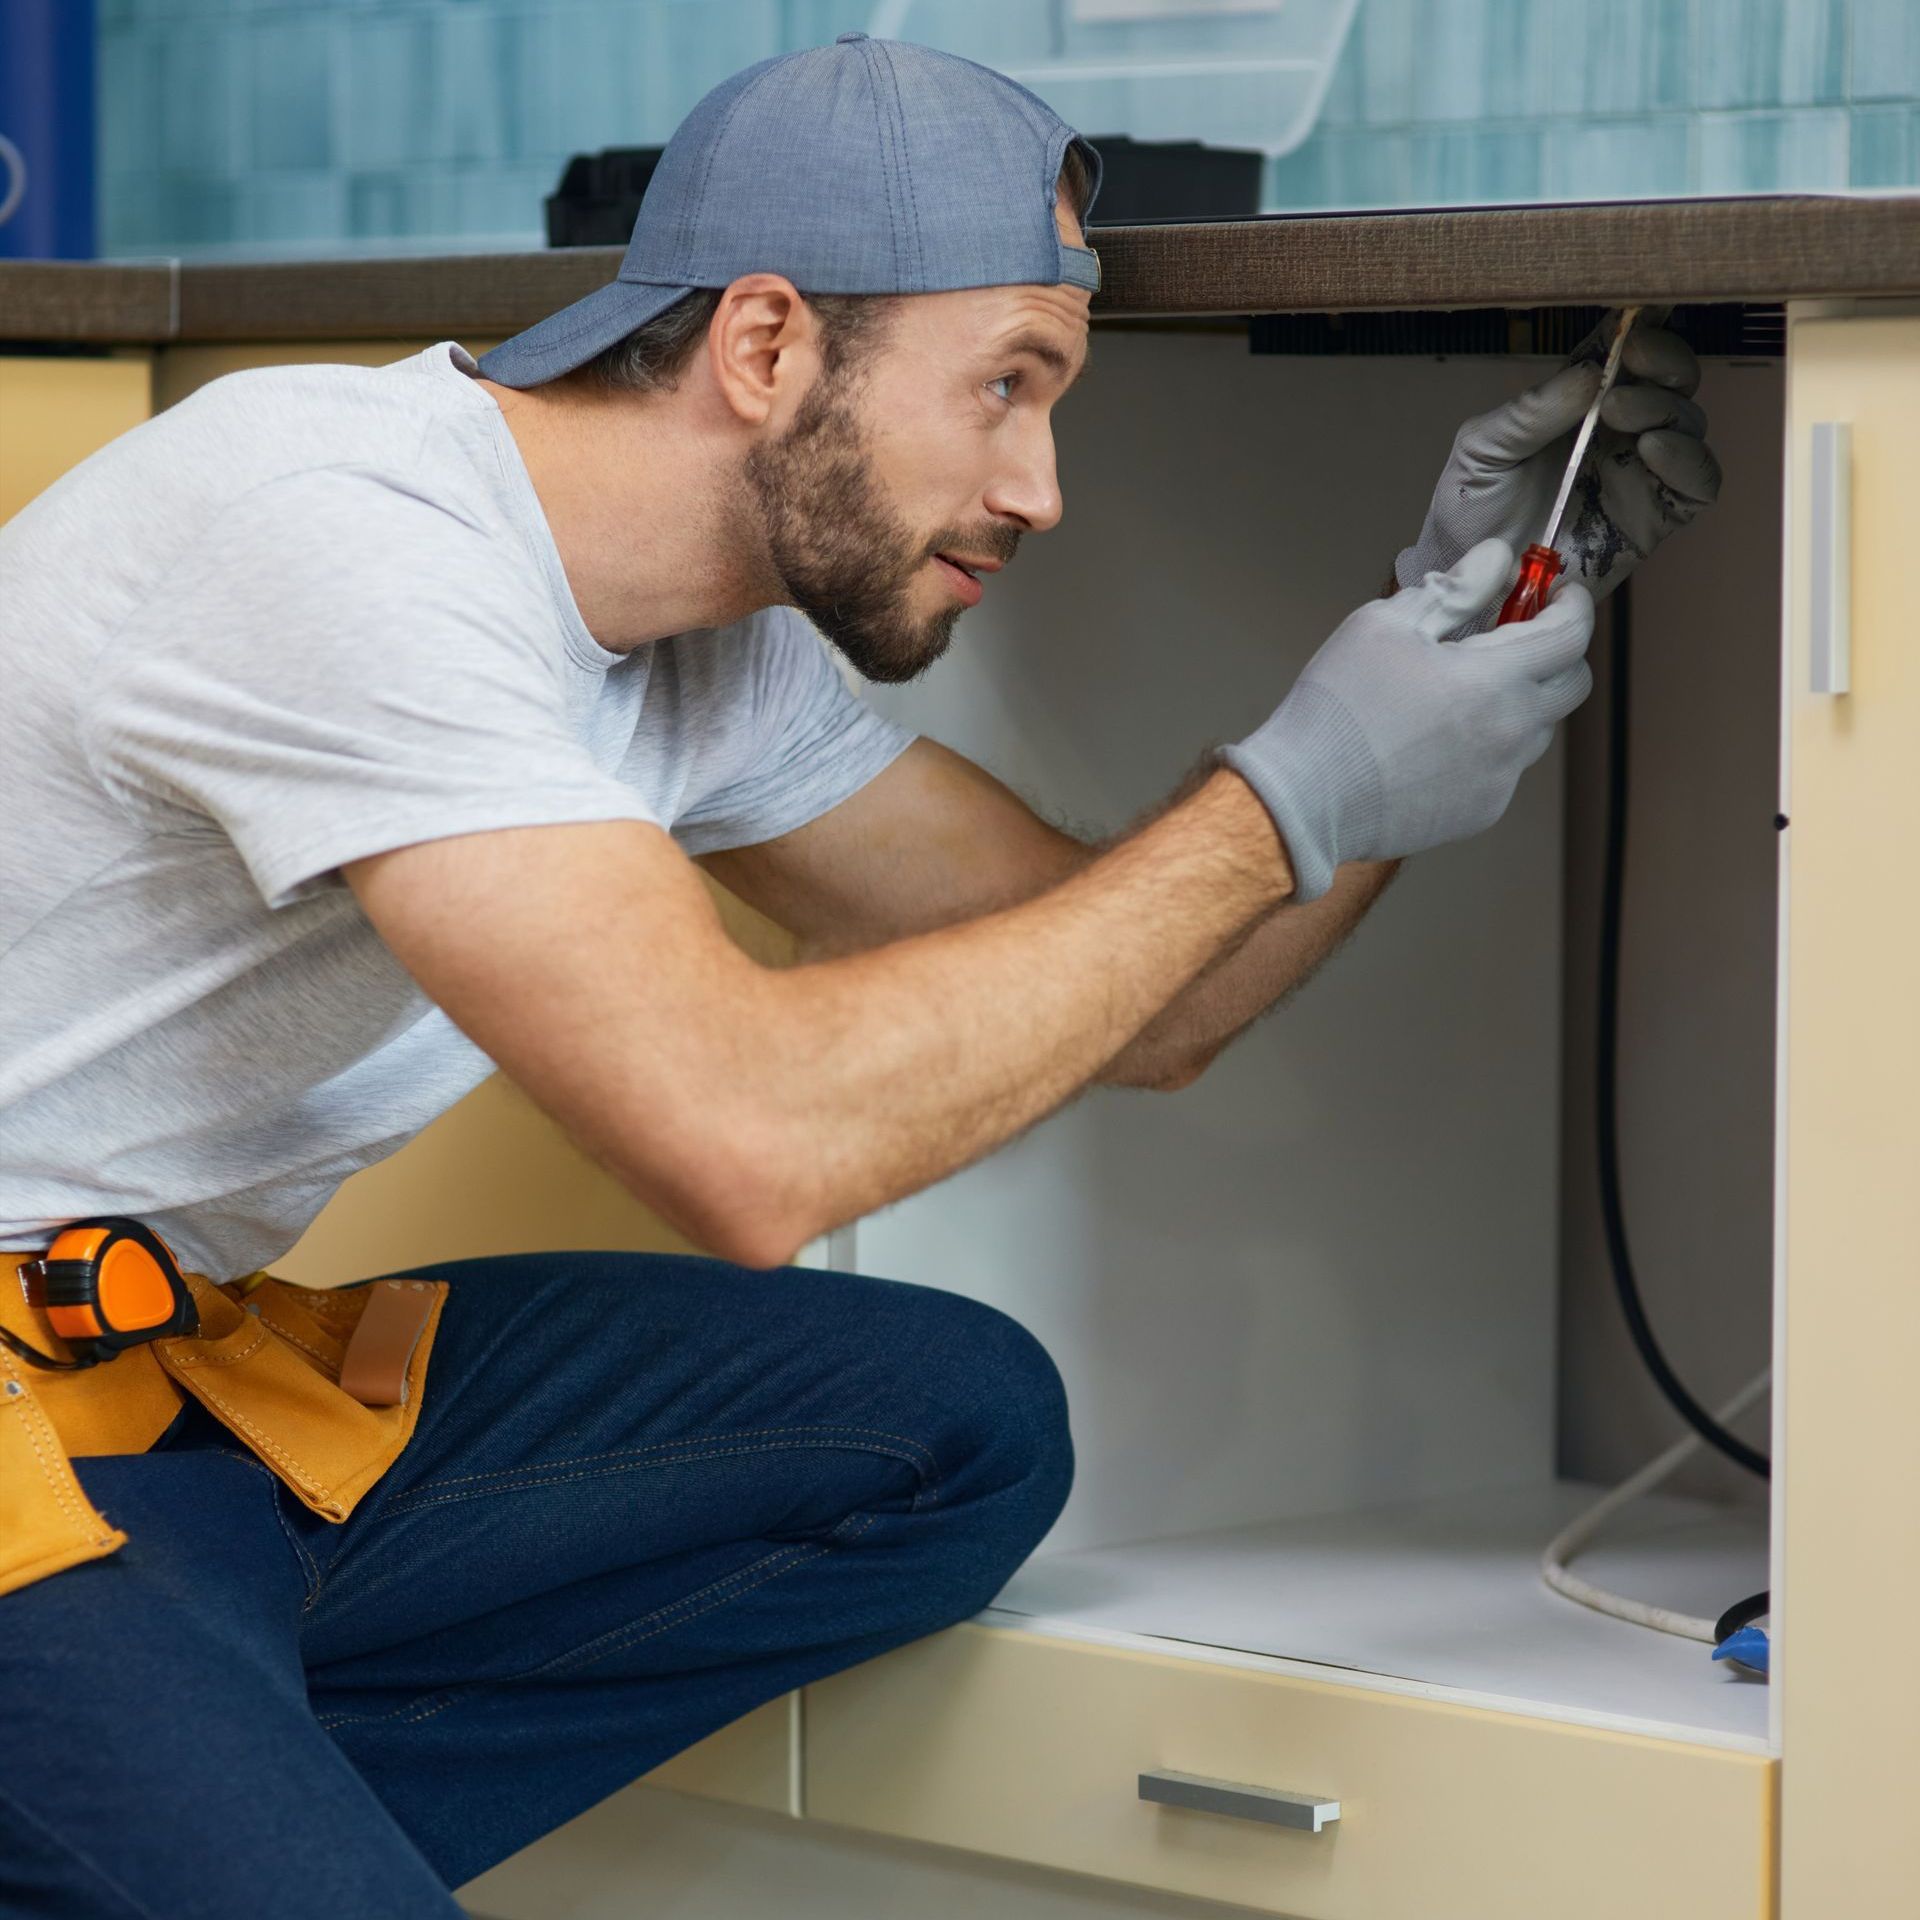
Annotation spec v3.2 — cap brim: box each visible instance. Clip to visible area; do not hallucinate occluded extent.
[477,276,696,387]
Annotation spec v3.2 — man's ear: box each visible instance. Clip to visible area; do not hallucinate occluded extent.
[706,274,817,428]
[1054,187,1086,252]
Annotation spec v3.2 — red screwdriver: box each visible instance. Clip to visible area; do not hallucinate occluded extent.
[1497,305,1642,625]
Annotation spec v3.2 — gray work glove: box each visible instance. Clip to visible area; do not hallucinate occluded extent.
[1224,538,1593,901]
[1396,313,1722,615]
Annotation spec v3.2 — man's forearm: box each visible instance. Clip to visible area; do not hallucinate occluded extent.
[710,770,1293,1256]
[350,777,1295,1269]
[1090,562,1409,1087]
[1009,767,1399,1089]
[1101,857,1398,1089]
[791,813,1395,1094]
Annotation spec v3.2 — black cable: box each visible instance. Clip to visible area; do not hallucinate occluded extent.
[1598,581,1771,1481]
[0,1324,94,1371]
[1713,1589,1770,1645]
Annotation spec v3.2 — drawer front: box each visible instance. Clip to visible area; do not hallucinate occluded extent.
[805,1626,1774,1920]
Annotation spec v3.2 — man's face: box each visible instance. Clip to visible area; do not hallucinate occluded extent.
[745,208,1092,684]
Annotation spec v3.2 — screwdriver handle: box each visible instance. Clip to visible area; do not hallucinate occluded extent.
[1496,543,1565,626]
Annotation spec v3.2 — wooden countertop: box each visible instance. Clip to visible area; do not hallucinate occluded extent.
[4,196,1917,346]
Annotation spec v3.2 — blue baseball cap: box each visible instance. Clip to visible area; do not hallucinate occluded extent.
[478,32,1103,389]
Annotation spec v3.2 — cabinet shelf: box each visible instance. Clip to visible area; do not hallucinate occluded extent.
[988,1480,1770,1750]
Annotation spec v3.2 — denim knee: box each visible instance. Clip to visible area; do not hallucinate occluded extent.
[907,1288,1075,1566]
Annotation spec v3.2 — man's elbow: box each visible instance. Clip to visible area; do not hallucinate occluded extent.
[701,1208,815,1273]
[631,1120,824,1272]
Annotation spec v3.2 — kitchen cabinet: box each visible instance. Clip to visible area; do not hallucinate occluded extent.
[6,199,1916,1915]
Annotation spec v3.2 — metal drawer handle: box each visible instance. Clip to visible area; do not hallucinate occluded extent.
[1139,1769,1340,1834]
[1809,419,1851,696]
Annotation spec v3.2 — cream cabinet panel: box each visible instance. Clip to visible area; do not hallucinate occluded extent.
[640,1695,793,1814]
[151,339,486,411]
[805,1625,1774,1920]
[1779,311,1920,1917]
[0,354,151,523]
[151,338,515,412]
[273,1070,707,1288]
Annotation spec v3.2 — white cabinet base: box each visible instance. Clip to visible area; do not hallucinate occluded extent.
[993,1479,1769,1748]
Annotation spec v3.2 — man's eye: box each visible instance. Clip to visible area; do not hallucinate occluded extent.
[986,374,1018,405]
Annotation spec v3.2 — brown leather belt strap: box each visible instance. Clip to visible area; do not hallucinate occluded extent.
[337,1279,439,1408]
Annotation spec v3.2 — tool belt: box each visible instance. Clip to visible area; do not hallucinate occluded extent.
[0,1220,446,1601]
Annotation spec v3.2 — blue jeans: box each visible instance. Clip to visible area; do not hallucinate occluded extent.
[0,1252,1073,1917]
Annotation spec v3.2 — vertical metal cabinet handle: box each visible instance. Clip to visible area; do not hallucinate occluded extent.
[1138,1769,1340,1834]
[1809,420,1852,696]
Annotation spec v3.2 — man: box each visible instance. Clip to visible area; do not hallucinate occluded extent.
[0,33,1718,1917]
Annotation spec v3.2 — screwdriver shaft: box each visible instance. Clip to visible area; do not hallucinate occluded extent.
[1543,305,1641,551]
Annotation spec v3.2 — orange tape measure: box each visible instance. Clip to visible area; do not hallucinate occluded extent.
[4,1217,199,1372]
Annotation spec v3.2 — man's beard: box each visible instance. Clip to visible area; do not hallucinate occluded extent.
[744,367,1018,685]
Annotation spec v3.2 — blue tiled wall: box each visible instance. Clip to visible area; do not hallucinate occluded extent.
[1283,0,1917,209]
[97,0,1920,261]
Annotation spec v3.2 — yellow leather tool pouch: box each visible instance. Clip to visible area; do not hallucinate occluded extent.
[0,1254,445,1602]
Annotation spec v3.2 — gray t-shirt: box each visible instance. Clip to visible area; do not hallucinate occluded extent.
[0,342,913,1280]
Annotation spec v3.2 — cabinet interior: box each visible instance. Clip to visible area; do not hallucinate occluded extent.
[850,313,1784,1753]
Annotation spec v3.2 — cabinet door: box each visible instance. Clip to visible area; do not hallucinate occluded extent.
[0,354,151,523]
[1780,311,1920,1915]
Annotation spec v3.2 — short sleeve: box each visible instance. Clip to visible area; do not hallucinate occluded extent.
[666,607,916,856]
[81,471,659,908]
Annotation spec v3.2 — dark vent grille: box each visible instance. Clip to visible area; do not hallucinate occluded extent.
[1248,304,1786,358]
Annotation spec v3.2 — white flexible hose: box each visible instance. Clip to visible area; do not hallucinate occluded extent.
[1540,1368,1772,1642]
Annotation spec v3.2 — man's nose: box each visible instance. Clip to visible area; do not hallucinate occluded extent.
[984,426,1063,535]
